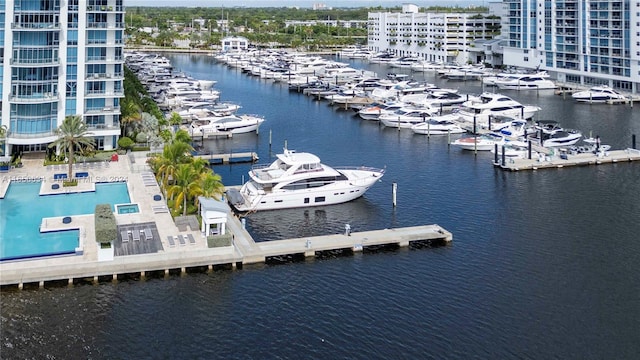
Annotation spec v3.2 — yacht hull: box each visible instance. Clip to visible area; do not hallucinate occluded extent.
[228,169,383,212]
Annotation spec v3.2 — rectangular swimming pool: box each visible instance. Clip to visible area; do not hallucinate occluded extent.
[0,182,131,261]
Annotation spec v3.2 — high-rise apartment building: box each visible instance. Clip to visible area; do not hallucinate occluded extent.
[1,0,124,156]
[502,0,639,93]
[368,4,501,64]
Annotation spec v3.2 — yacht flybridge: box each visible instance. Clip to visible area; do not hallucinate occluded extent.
[226,148,385,211]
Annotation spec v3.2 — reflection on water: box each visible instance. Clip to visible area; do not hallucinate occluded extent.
[246,196,385,241]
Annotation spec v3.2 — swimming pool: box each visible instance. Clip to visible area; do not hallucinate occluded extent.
[116,203,140,214]
[0,182,131,261]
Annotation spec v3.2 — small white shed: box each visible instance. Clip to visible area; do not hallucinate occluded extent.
[198,196,230,236]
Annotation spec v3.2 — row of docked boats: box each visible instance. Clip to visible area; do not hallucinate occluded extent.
[125,52,265,135]
[205,48,608,212]
[342,47,632,103]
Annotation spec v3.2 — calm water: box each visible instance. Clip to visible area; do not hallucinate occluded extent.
[1,54,639,359]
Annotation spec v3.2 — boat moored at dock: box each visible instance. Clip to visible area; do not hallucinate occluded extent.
[226,148,385,212]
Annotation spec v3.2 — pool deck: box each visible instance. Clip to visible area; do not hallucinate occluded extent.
[0,152,452,288]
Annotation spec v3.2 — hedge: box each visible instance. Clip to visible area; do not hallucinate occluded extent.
[95,204,117,244]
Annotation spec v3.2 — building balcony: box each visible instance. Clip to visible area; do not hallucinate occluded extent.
[10,57,60,66]
[86,124,120,133]
[87,72,120,80]
[86,39,124,46]
[9,93,59,103]
[11,22,60,30]
[86,56,124,64]
[85,90,124,98]
[86,5,123,12]
[85,106,121,115]
[7,131,58,143]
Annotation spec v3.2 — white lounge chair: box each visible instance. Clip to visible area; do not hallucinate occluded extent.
[177,235,186,246]
[121,230,130,243]
[187,234,196,245]
[132,230,141,241]
[167,235,176,247]
[144,228,153,240]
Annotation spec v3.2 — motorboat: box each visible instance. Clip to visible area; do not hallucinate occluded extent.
[189,114,264,135]
[410,114,466,135]
[378,106,440,128]
[388,56,422,69]
[527,120,582,147]
[401,90,476,109]
[492,118,529,138]
[494,74,557,90]
[176,101,241,120]
[491,140,534,159]
[457,92,541,126]
[226,148,385,211]
[357,102,405,120]
[482,71,548,87]
[571,85,628,103]
[450,133,506,151]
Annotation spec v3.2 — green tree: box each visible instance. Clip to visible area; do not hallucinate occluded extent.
[168,163,202,216]
[48,115,95,180]
[196,172,225,208]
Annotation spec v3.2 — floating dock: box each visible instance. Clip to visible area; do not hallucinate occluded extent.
[494,148,640,171]
[192,152,259,164]
[0,214,452,289]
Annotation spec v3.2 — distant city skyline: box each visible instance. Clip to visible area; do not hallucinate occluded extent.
[126,0,485,8]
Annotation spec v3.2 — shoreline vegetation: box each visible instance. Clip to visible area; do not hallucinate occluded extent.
[125,5,490,51]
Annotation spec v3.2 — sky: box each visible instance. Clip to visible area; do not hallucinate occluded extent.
[126,0,484,8]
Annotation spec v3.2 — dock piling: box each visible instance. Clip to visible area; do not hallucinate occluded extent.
[392,182,397,207]
[633,134,637,149]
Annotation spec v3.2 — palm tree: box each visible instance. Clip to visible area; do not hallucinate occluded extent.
[120,97,142,137]
[149,140,193,190]
[48,115,94,180]
[168,164,202,216]
[196,172,225,208]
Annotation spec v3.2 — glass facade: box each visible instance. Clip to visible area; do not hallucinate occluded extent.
[2,0,125,151]
[503,0,638,92]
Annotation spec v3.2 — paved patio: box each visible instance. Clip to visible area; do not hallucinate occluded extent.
[1,151,207,263]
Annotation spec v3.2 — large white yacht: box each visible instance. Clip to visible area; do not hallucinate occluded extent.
[226,148,385,211]
[456,92,541,126]
[571,85,628,103]
[189,114,264,134]
[494,74,557,90]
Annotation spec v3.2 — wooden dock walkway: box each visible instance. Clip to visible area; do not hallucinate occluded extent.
[494,148,640,171]
[192,152,259,164]
[0,213,452,289]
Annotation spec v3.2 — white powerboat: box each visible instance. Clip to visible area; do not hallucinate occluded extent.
[379,106,440,128]
[571,85,628,103]
[450,133,506,151]
[410,114,466,135]
[457,92,541,126]
[527,120,582,147]
[357,102,405,121]
[494,74,556,90]
[176,101,241,120]
[190,114,264,135]
[226,148,385,211]
[491,140,534,159]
